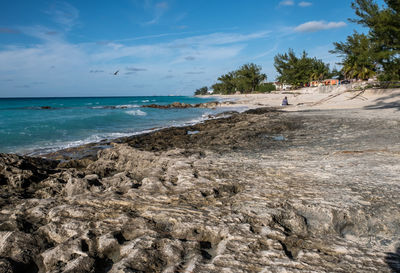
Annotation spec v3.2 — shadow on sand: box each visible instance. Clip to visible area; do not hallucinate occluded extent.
[386,247,400,273]
[364,92,400,111]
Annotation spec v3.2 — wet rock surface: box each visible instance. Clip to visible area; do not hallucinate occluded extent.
[1,108,400,272]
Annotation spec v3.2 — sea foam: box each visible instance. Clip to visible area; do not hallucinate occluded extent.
[126,110,147,116]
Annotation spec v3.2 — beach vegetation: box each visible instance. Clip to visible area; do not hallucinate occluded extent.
[274,49,331,87]
[331,0,400,81]
[215,71,237,94]
[256,83,276,93]
[330,32,377,80]
[235,63,267,93]
[194,86,209,95]
[206,63,267,95]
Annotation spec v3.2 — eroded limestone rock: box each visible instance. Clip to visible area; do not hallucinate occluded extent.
[1,108,400,272]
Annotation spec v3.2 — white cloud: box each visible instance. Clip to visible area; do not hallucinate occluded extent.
[18,25,64,42]
[45,2,79,30]
[298,1,312,7]
[155,2,168,10]
[0,28,272,96]
[143,1,169,25]
[294,21,346,32]
[279,0,295,6]
[171,31,270,47]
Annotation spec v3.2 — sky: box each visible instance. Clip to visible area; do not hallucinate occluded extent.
[0,0,384,97]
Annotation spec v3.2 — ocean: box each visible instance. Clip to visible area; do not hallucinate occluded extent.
[0,96,229,155]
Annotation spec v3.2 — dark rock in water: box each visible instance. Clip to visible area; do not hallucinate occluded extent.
[141,101,227,109]
[1,108,400,272]
[40,106,52,109]
[142,102,192,109]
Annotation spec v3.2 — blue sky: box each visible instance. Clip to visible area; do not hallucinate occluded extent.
[0,0,383,97]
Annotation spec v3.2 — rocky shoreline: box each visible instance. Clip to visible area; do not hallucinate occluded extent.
[1,107,400,272]
[140,100,237,109]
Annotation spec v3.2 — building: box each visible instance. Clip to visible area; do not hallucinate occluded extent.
[273,82,292,91]
[323,79,339,86]
[309,81,321,87]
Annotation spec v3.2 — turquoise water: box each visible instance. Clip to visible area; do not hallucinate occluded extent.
[0,96,221,155]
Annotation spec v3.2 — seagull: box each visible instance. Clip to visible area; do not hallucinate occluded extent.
[113,70,119,75]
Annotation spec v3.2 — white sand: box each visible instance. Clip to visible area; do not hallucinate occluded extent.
[209,87,400,119]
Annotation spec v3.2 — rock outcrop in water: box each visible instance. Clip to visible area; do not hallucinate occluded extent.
[1,108,400,272]
[141,101,235,109]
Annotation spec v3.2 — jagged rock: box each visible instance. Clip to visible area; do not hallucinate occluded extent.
[1,108,400,272]
[141,101,225,109]
[142,102,192,109]
[0,231,39,271]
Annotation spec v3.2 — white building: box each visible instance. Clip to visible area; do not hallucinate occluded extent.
[273,82,292,91]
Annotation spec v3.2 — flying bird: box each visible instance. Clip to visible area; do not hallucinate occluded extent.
[113,70,119,75]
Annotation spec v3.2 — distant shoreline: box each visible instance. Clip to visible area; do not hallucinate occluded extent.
[29,87,400,159]
[197,87,400,118]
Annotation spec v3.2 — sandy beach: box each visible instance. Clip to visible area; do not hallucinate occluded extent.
[210,87,400,118]
[1,87,400,272]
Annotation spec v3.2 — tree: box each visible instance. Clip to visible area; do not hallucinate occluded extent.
[344,0,400,80]
[194,86,208,95]
[217,72,237,94]
[310,59,331,81]
[210,63,267,94]
[330,67,345,80]
[235,63,267,93]
[274,49,331,87]
[330,32,377,80]
[256,83,276,93]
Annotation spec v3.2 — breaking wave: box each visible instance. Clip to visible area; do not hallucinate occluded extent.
[125,110,147,116]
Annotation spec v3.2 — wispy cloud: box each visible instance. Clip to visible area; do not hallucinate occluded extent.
[18,25,64,42]
[15,85,30,88]
[294,21,346,32]
[253,43,280,59]
[156,2,168,10]
[45,1,79,30]
[298,1,312,7]
[143,1,169,25]
[112,31,195,43]
[0,27,20,34]
[46,31,59,36]
[185,71,204,75]
[92,30,267,62]
[172,31,270,47]
[279,0,295,6]
[0,26,276,96]
[126,67,147,72]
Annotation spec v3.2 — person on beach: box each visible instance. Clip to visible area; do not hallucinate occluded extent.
[282,96,289,106]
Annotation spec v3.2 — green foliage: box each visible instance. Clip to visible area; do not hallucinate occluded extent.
[208,63,267,95]
[330,68,345,80]
[330,32,377,80]
[216,71,237,94]
[235,63,267,93]
[274,49,331,87]
[334,0,400,81]
[194,86,208,95]
[256,83,276,93]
